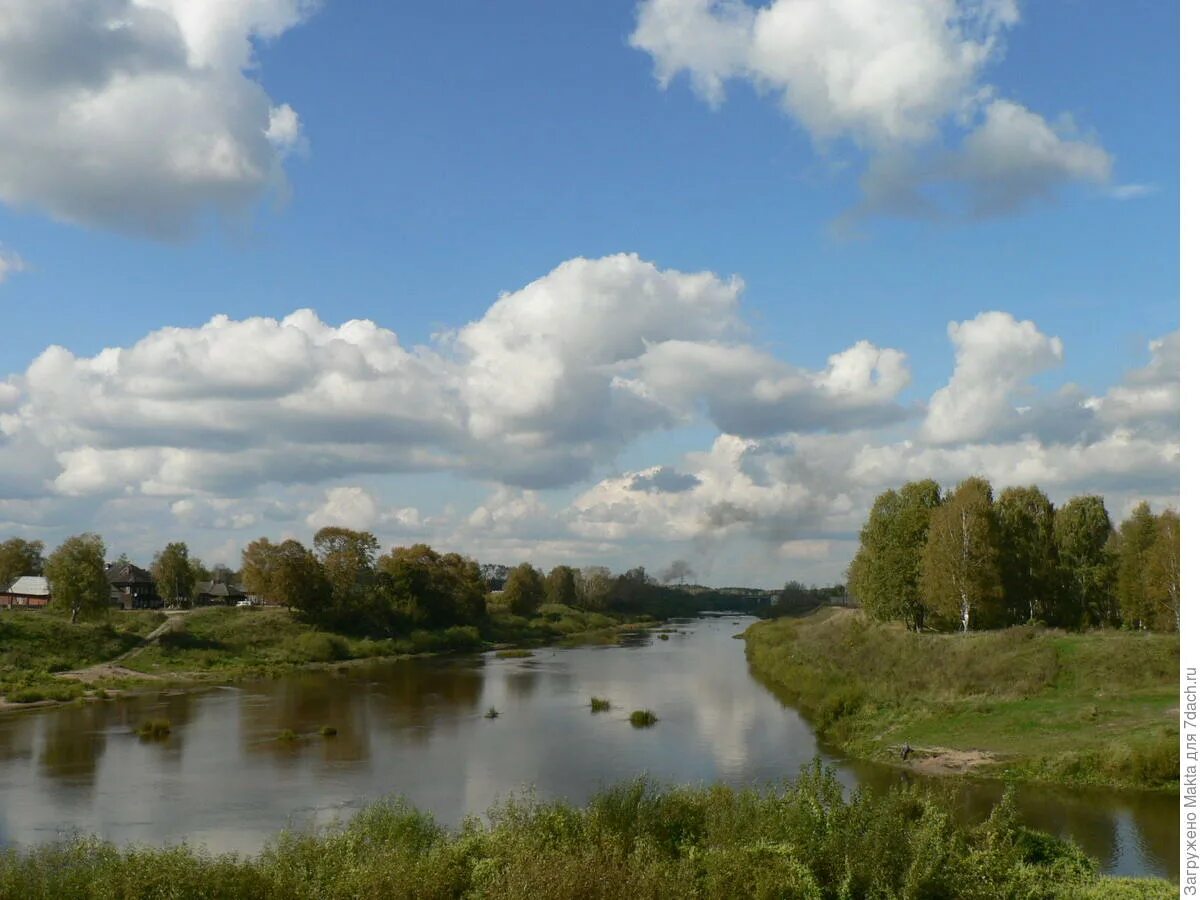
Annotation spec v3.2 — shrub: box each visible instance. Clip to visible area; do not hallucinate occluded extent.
[287,631,351,663]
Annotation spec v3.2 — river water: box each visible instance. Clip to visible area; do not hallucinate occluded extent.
[0,615,1178,879]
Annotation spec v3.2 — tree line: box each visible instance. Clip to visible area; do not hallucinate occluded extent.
[1,529,769,634]
[847,478,1179,633]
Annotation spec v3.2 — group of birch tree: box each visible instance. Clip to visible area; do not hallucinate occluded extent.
[847,478,1179,633]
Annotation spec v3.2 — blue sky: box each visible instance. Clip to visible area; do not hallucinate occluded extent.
[0,1,1180,586]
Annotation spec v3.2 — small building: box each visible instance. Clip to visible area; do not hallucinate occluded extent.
[0,575,51,609]
[106,562,162,610]
[194,581,247,607]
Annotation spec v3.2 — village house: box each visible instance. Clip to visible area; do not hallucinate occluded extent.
[193,581,247,607]
[0,575,51,610]
[106,561,162,610]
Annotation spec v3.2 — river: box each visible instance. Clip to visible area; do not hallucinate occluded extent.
[0,615,1178,879]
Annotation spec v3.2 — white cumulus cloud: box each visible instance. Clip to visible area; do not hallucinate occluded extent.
[632,0,1113,222]
[0,0,314,237]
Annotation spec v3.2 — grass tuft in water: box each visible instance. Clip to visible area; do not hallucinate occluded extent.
[137,718,171,739]
[319,725,338,737]
[496,648,534,659]
[484,706,500,719]
[276,729,299,742]
[590,696,611,712]
[630,710,658,728]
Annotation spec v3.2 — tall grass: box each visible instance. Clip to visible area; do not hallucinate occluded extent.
[0,764,1172,898]
[744,610,1179,790]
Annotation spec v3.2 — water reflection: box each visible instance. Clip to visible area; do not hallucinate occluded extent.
[0,615,1178,880]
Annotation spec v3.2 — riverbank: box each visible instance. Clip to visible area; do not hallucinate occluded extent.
[0,762,1174,898]
[743,609,1178,792]
[0,605,657,711]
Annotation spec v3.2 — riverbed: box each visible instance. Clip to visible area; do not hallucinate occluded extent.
[0,615,1178,879]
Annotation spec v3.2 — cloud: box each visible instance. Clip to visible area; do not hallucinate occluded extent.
[0,254,911,499]
[631,0,1112,222]
[303,485,424,532]
[0,0,314,237]
[629,466,702,494]
[0,246,25,283]
[923,311,1063,444]
[1085,332,1179,430]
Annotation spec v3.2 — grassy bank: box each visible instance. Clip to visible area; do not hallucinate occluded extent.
[0,604,653,704]
[0,763,1173,898]
[744,609,1178,791]
[0,610,165,702]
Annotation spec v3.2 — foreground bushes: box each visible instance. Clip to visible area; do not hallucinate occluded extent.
[0,764,1172,899]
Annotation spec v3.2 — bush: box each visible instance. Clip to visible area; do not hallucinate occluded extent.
[286,632,351,663]
[0,764,1164,898]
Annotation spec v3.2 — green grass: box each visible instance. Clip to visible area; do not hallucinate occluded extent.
[276,729,299,742]
[629,710,658,728]
[0,764,1173,898]
[495,648,534,659]
[590,696,611,712]
[319,725,338,737]
[744,609,1179,790]
[1,605,660,706]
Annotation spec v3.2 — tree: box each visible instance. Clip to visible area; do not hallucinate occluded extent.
[994,486,1058,626]
[1113,501,1158,629]
[545,566,577,607]
[502,563,545,616]
[44,534,109,623]
[188,557,212,598]
[313,527,380,599]
[920,477,1000,632]
[577,567,613,611]
[1054,496,1117,628]
[152,542,195,607]
[272,540,331,621]
[848,480,941,631]
[0,538,44,588]
[241,537,278,599]
[1145,509,1180,631]
[375,544,487,630]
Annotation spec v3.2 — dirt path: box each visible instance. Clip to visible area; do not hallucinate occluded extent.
[57,610,190,683]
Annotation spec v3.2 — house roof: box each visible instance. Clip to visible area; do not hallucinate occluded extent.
[196,581,245,597]
[106,562,154,585]
[4,575,50,597]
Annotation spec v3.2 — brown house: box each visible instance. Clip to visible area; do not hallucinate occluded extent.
[194,581,247,607]
[106,562,162,610]
[0,576,51,609]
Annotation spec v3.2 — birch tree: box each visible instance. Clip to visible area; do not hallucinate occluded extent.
[848,480,941,631]
[1146,509,1180,631]
[995,486,1058,625]
[1054,496,1117,628]
[920,477,1000,633]
[44,533,109,623]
